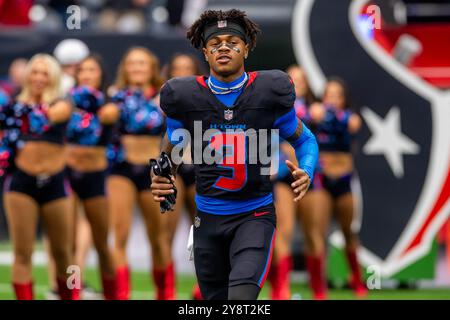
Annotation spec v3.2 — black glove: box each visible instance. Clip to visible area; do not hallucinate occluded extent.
[149,152,177,213]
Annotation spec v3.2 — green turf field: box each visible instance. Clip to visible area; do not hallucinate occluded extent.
[0,264,449,300]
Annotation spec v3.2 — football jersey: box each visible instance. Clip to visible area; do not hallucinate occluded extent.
[160,70,295,201]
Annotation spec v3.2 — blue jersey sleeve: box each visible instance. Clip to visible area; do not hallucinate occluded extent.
[166,117,185,145]
[273,108,318,180]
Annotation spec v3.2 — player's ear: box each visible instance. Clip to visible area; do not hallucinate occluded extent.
[244,44,250,59]
[202,47,209,62]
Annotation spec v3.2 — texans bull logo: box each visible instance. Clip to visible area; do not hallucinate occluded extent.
[292,0,450,277]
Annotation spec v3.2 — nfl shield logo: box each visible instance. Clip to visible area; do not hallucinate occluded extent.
[224,109,233,121]
[218,20,227,28]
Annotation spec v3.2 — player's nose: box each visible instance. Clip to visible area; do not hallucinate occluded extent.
[218,43,230,52]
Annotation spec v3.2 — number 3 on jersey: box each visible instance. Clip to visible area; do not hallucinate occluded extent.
[209,132,247,191]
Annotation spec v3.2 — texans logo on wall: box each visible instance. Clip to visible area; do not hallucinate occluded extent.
[292,0,450,276]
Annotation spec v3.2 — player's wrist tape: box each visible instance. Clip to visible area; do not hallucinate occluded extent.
[149,152,177,213]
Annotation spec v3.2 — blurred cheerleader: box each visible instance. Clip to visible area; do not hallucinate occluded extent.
[298,77,366,299]
[108,47,173,300]
[64,54,120,299]
[269,65,317,299]
[1,54,76,300]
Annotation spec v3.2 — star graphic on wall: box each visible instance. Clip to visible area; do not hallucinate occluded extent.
[361,106,420,178]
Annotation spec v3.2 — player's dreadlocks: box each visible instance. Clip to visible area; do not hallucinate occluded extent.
[187,9,260,50]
